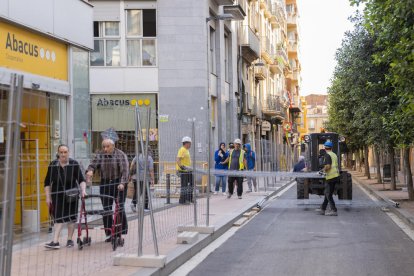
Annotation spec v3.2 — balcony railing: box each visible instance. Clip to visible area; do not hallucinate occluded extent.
[277,44,288,63]
[287,12,297,25]
[262,95,286,119]
[254,65,267,80]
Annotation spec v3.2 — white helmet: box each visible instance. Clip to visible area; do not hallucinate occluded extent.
[182,136,192,143]
[234,138,242,145]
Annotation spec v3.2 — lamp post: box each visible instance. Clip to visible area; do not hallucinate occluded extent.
[205,14,234,226]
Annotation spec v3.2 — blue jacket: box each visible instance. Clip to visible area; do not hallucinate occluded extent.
[214,148,228,170]
[244,143,256,170]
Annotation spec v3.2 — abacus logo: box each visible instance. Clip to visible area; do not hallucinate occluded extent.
[5,33,57,62]
[96,98,151,107]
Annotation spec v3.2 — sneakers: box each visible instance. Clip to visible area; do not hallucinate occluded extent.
[325,210,338,216]
[131,204,137,212]
[238,196,242,199]
[45,241,60,249]
[66,240,74,248]
[222,192,227,196]
[315,208,325,215]
[213,192,218,195]
[246,190,252,193]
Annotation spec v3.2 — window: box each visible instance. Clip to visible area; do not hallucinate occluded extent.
[309,120,315,130]
[224,34,230,81]
[209,27,216,74]
[126,9,157,66]
[91,21,120,66]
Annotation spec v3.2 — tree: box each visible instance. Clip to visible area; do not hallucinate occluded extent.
[351,0,414,199]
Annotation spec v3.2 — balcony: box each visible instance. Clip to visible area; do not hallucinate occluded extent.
[287,12,297,26]
[260,0,273,18]
[223,0,247,21]
[270,1,286,28]
[215,0,234,5]
[254,65,266,80]
[262,95,286,120]
[270,56,284,74]
[261,36,275,63]
[277,43,289,64]
[288,41,298,54]
[240,25,260,63]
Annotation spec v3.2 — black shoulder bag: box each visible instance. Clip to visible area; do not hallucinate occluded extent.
[58,163,80,203]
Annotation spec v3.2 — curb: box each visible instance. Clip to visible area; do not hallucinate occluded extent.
[352,175,414,230]
[140,179,296,276]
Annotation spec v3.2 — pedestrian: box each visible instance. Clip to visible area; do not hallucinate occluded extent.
[130,146,155,212]
[86,137,129,241]
[317,141,340,216]
[214,142,228,195]
[176,136,193,204]
[293,155,306,172]
[243,143,257,192]
[223,139,247,199]
[44,144,87,249]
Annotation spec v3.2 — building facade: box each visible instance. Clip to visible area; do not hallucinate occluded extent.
[305,94,328,134]
[0,0,93,228]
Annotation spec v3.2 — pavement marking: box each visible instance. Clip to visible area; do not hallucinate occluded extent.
[358,183,414,241]
[386,212,414,241]
[171,182,295,275]
[170,227,239,276]
[269,181,296,201]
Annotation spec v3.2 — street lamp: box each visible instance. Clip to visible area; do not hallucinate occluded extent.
[205,13,234,226]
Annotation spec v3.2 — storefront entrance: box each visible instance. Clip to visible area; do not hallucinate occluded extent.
[15,90,67,231]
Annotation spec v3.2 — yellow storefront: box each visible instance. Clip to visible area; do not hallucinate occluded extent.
[0,20,69,231]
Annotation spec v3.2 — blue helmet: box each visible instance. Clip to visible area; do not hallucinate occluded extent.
[324,141,333,148]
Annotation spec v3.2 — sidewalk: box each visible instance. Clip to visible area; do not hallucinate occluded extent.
[350,171,414,230]
[11,178,293,276]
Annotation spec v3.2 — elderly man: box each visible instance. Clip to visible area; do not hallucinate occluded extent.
[86,138,129,241]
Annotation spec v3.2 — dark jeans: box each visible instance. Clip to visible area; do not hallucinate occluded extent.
[179,171,193,204]
[321,177,339,212]
[132,180,149,209]
[100,179,128,236]
[228,176,243,197]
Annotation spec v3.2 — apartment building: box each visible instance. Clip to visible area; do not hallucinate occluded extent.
[305,94,328,134]
[88,0,247,167]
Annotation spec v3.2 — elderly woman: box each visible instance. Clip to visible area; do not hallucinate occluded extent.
[44,144,87,249]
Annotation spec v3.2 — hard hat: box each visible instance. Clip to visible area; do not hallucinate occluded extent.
[182,136,192,143]
[234,138,242,145]
[324,141,333,148]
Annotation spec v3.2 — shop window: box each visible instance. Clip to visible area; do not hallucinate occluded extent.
[91,21,120,66]
[126,9,157,67]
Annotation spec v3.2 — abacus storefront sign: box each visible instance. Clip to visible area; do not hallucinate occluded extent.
[91,94,157,131]
[0,21,68,81]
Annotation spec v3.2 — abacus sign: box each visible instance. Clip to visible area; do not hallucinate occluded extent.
[0,21,68,81]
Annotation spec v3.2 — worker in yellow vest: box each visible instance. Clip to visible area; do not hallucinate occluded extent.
[222,139,247,199]
[319,141,340,216]
[176,136,193,204]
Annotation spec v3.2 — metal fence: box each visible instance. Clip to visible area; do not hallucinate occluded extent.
[0,74,298,275]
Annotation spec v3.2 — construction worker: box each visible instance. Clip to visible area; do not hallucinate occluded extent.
[318,141,339,216]
[222,139,247,199]
[176,136,193,204]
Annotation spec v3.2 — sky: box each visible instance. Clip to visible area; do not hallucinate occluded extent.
[297,0,358,95]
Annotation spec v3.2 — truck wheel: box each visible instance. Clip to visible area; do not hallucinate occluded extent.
[297,178,305,199]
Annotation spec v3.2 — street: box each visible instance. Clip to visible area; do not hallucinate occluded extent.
[188,183,414,276]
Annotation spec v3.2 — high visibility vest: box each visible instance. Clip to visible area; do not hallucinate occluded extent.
[326,151,340,180]
[228,149,245,171]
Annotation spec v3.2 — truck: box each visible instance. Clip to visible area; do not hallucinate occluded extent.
[296,132,352,200]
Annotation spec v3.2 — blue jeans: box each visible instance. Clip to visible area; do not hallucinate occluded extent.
[215,176,227,192]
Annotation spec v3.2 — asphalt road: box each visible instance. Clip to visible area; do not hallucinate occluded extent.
[188,183,414,276]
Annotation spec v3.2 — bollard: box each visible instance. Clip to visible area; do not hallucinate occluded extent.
[166,173,171,204]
